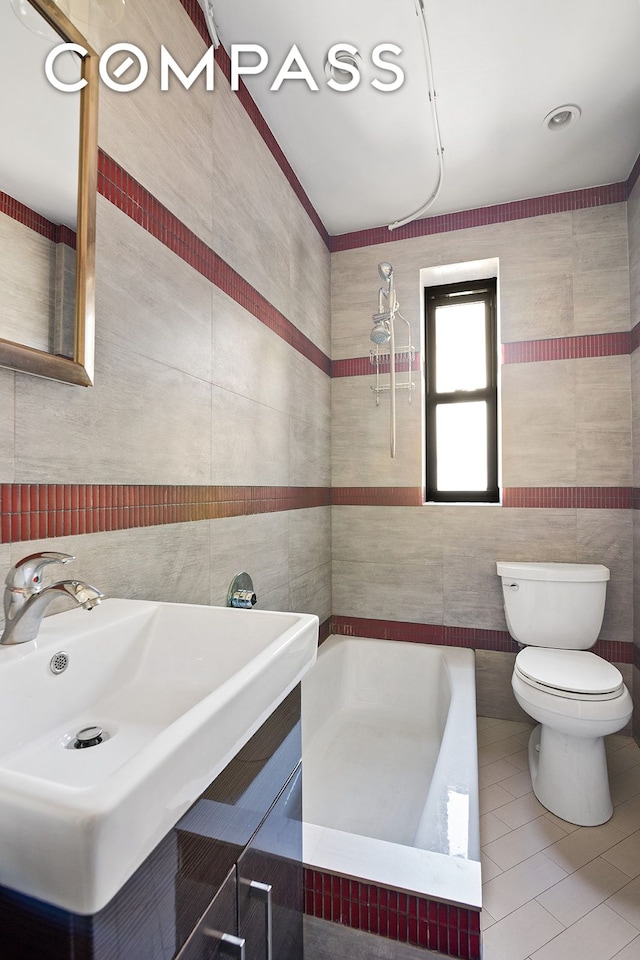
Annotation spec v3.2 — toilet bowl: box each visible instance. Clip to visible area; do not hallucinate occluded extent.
[497,561,632,826]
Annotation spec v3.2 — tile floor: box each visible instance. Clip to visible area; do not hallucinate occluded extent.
[478,717,640,960]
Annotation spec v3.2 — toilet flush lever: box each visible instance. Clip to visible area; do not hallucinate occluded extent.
[508,583,519,591]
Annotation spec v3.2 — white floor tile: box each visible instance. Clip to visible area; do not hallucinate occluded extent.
[481,812,515,844]
[482,816,568,872]
[602,829,640,879]
[611,793,640,838]
[477,720,532,748]
[528,903,638,960]
[535,856,629,927]
[481,900,564,960]
[606,875,640,931]
[478,734,530,767]
[493,792,547,830]
[542,812,581,835]
[506,747,530,771]
[481,908,497,931]
[480,783,514,815]
[481,851,504,883]
[611,934,640,958]
[482,852,568,922]
[608,742,640,776]
[544,821,627,873]
[478,757,523,789]
[500,769,534,798]
[611,765,640,806]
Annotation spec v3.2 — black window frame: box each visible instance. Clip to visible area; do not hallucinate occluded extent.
[425,278,499,503]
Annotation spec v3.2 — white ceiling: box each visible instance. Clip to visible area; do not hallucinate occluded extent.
[208,0,640,236]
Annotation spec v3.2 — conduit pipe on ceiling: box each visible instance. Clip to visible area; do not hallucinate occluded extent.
[388,0,444,230]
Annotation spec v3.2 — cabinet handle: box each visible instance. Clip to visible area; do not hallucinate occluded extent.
[203,929,246,960]
[249,881,273,960]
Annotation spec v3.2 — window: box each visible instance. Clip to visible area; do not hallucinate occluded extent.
[425,279,498,503]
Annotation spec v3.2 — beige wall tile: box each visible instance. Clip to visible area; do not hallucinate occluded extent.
[331,506,443,563]
[15,345,213,485]
[332,558,444,623]
[443,555,506,630]
[290,418,331,487]
[576,511,633,642]
[96,199,213,382]
[209,514,289,607]
[501,361,577,487]
[0,370,15,481]
[210,385,290,486]
[290,562,331,623]
[289,507,331,577]
[475,650,531,723]
[331,376,423,486]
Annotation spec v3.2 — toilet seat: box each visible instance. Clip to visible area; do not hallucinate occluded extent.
[514,647,624,701]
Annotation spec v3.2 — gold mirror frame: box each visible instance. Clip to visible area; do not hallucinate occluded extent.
[0,0,98,386]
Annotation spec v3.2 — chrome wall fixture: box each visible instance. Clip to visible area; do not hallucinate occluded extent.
[369,262,415,458]
[227,572,257,608]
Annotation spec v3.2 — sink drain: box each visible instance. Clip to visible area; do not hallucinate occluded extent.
[72,726,109,749]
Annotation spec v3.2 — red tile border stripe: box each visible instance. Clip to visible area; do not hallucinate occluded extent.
[502,333,630,364]
[502,487,633,509]
[97,150,331,377]
[332,352,421,378]
[2,484,634,548]
[304,868,480,959]
[0,483,330,545]
[331,616,633,664]
[331,183,627,252]
[331,487,425,506]
[1,190,76,248]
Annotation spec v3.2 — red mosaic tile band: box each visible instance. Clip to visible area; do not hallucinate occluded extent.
[332,487,633,509]
[502,487,633,509]
[331,616,633,664]
[332,487,425,506]
[176,0,329,249]
[331,183,627,252]
[304,868,480,960]
[502,332,630,364]
[332,352,421,378]
[0,190,76,248]
[97,150,331,377]
[0,483,330,545]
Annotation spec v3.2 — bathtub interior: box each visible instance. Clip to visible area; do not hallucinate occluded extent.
[301,635,481,911]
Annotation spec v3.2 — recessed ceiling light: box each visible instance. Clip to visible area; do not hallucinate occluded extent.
[324,49,363,85]
[543,105,582,132]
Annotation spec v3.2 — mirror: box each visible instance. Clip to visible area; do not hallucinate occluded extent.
[0,0,98,386]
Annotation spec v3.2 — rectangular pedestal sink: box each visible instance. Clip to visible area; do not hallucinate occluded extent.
[0,598,318,914]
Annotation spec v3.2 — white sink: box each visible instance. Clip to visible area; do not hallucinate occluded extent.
[0,598,318,914]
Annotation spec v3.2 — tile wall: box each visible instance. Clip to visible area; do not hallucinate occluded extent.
[629,174,640,741]
[0,0,331,628]
[331,202,634,719]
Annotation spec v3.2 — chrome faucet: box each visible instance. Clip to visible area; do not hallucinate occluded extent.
[1,552,104,645]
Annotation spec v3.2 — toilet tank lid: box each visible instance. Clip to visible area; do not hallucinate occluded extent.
[496,561,610,582]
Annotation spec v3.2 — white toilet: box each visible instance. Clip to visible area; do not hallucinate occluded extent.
[496,561,632,826]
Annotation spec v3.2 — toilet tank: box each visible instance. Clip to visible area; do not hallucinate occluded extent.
[496,561,609,649]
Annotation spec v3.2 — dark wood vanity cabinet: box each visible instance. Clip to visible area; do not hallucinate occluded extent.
[0,688,303,960]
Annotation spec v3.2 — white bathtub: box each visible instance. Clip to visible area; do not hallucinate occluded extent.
[302,635,481,910]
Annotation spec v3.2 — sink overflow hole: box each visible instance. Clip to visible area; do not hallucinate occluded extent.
[50,652,69,674]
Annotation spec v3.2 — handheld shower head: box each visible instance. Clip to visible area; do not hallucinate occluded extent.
[378,262,393,284]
